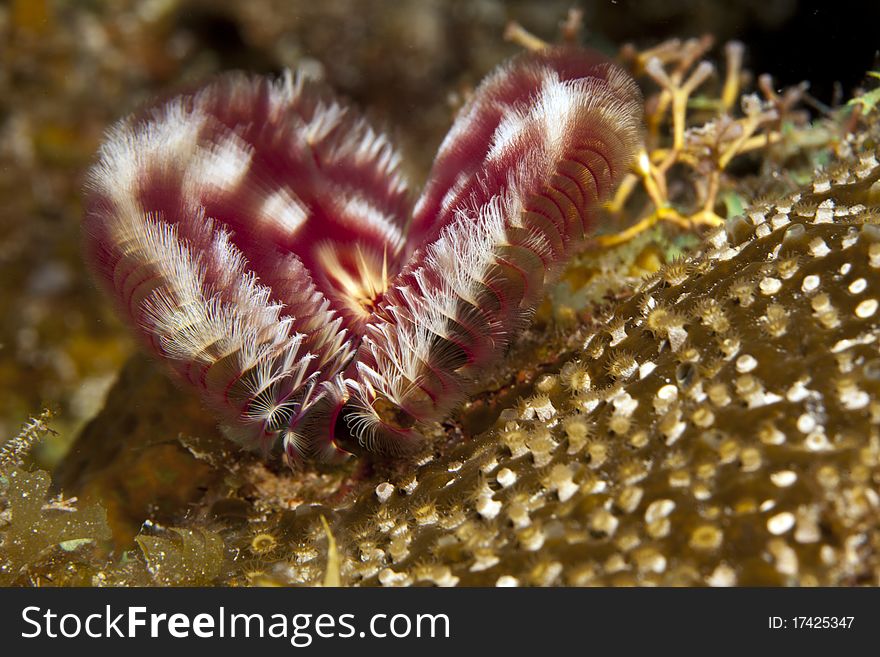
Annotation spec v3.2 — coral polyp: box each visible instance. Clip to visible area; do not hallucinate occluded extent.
[83,46,642,464]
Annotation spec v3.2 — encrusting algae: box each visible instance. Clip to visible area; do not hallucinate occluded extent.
[3,7,880,586]
[0,411,111,586]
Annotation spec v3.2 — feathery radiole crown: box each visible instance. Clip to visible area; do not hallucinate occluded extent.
[83,46,643,465]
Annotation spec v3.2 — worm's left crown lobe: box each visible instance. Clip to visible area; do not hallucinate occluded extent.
[82,69,412,453]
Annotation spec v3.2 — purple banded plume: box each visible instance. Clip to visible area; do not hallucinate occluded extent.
[83,46,643,465]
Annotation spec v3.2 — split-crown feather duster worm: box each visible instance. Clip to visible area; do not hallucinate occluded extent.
[83,46,643,465]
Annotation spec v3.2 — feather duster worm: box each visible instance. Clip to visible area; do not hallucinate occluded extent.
[83,46,643,465]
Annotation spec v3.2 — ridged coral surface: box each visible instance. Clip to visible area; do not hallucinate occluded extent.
[306,151,880,586]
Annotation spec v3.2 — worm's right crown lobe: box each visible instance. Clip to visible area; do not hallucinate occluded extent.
[346,46,644,455]
[407,45,644,252]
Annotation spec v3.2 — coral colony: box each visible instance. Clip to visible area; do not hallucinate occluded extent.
[83,46,642,466]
